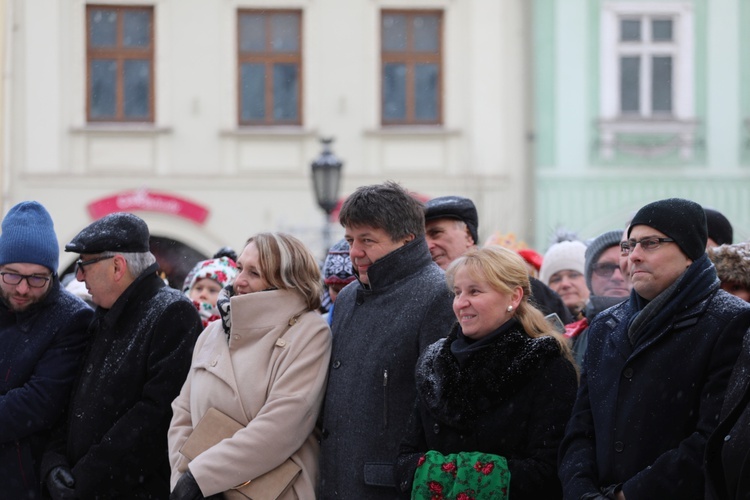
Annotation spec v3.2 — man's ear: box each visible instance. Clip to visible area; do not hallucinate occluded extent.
[111,255,129,282]
[404,234,416,244]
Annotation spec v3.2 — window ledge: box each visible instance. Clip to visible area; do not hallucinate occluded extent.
[220,127,318,138]
[597,118,699,160]
[364,126,461,137]
[70,124,172,135]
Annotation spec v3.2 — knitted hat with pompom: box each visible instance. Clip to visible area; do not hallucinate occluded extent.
[539,240,588,286]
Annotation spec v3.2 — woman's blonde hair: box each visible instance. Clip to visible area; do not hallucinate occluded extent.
[446,246,572,358]
[246,232,323,311]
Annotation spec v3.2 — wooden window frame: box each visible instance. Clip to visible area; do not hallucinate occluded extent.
[237,9,303,126]
[380,10,443,126]
[86,5,155,123]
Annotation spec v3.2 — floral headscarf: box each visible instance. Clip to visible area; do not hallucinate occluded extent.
[182,256,239,327]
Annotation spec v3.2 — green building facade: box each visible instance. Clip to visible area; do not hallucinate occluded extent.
[533,0,750,247]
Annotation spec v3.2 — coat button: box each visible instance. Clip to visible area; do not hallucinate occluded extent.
[211,359,218,367]
[433,423,440,434]
[332,360,341,369]
[614,441,624,452]
[233,334,240,340]
[724,434,732,442]
[400,481,409,492]
[623,367,634,379]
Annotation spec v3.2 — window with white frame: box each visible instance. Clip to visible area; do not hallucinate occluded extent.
[599,2,696,159]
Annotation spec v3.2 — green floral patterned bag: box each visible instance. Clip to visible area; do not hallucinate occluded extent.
[411,450,510,500]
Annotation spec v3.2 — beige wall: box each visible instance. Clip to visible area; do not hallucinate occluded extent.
[7,0,533,269]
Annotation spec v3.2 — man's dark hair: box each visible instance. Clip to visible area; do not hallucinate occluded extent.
[339,181,425,241]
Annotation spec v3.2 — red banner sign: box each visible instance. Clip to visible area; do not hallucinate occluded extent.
[87,189,209,224]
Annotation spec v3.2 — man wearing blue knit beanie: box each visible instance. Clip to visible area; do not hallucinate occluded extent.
[559,197,750,500]
[0,201,94,498]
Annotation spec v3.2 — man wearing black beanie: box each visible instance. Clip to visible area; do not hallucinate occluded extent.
[559,197,750,500]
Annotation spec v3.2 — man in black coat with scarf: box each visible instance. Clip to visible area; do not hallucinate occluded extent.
[0,201,93,498]
[558,198,750,499]
[41,212,203,499]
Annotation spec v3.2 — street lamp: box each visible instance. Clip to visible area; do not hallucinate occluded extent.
[311,137,343,254]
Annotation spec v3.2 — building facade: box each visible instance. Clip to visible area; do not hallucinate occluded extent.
[5,0,534,284]
[534,0,750,248]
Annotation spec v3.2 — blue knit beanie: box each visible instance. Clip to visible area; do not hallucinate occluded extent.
[0,201,59,273]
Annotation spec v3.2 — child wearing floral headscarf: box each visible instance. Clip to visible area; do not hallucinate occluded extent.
[321,239,356,325]
[182,256,239,327]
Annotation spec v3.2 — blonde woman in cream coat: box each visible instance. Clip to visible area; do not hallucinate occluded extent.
[168,232,332,499]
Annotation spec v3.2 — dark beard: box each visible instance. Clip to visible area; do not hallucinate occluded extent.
[0,286,51,313]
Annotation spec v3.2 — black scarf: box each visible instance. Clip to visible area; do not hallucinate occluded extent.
[627,253,719,347]
[416,320,561,430]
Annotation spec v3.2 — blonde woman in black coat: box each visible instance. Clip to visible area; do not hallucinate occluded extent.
[396,246,578,499]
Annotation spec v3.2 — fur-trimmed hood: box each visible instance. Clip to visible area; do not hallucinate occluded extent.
[708,242,750,288]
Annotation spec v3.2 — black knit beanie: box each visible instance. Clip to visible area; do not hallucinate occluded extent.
[703,208,733,246]
[628,198,707,260]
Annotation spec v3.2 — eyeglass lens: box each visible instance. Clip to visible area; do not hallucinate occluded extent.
[593,263,620,277]
[1,273,49,288]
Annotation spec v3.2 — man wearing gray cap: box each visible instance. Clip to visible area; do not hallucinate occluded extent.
[42,212,203,499]
[559,198,750,500]
[424,195,573,324]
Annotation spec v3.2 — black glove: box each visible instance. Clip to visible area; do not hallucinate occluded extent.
[46,466,76,500]
[170,470,204,500]
[600,484,623,499]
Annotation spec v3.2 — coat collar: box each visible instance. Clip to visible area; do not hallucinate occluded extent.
[228,288,308,329]
[354,237,436,292]
[96,263,162,330]
[417,322,561,429]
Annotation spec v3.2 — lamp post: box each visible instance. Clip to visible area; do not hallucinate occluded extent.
[311,137,343,255]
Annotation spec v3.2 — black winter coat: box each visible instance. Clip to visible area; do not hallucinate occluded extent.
[318,237,455,499]
[530,277,574,325]
[395,321,577,499]
[0,279,92,498]
[559,255,750,500]
[705,327,750,500]
[41,264,202,499]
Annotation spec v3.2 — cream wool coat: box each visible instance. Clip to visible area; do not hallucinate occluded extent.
[168,289,332,498]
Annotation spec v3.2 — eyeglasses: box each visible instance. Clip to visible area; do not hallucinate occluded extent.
[75,255,115,276]
[0,272,51,288]
[591,262,621,278]
[620,237,675,256]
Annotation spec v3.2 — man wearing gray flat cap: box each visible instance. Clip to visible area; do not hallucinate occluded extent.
[424,195,573,324]
[42,212,203,499]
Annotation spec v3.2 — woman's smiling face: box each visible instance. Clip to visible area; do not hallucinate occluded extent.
[452,267,521,340]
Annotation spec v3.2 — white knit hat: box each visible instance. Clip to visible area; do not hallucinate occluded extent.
[539,240,588,286]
